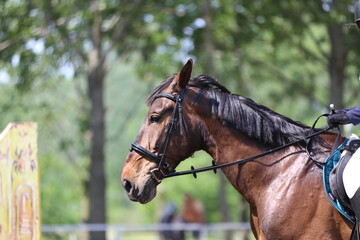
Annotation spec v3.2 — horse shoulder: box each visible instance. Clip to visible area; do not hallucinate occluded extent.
[250,151,351,239]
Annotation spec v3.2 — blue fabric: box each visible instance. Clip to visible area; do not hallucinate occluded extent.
[323,138,355,224]
[346,105,360,126]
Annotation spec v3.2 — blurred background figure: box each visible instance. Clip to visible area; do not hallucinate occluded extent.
[181,193,205,239]
[160,202,184,240]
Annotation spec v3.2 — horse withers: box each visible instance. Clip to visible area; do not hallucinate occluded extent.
[121,59,352,239]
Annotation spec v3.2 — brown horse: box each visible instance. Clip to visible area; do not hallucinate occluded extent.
[181,193,205,239]
[121,59,353,239]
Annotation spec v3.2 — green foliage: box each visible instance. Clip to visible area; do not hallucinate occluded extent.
[40,154,83,224]
[1,0,359,227]
[0,61,89,224]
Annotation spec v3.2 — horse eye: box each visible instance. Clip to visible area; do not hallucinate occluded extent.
[149,115,160,123]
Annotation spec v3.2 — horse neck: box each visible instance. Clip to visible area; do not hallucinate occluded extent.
[200,117,263,163]
[186,87,325,204]
[198,115,312,204]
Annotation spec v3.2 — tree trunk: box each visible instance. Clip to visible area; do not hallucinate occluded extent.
[239,197,250,240]
[219,173,233,240]
[327,24,348,109]
[202,1,232,239]
[86,49,106,240]
[203,0,216,76]
[85,1,107,239]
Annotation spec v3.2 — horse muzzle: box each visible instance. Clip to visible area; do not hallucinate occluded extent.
[122,176,158,204]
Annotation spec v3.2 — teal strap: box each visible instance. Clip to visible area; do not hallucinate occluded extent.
[323,138,355,224]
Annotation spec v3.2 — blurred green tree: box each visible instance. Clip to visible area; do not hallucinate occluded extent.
[1,1,359,236]
[0,0,170,239]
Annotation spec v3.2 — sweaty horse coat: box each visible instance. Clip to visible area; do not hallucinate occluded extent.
[121,59,352,239]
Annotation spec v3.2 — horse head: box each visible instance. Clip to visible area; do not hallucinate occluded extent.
[121,59,203,204]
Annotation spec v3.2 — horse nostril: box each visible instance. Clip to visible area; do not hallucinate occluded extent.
[123,179,133,193]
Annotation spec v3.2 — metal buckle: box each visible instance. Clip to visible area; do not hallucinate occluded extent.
[162,162,169,169]
[150,168,165,183]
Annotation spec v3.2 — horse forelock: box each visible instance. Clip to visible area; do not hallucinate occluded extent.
[147,75,176,106]
[147,74,230,106]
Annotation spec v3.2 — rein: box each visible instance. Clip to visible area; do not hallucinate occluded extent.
[164,125,332,179]
[130,87,335,182]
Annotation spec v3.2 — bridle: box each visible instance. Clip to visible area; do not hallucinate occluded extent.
[130,86,334,183]
[129,88,186,183]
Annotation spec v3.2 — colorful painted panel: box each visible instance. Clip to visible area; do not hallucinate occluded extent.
[0,123,40,240]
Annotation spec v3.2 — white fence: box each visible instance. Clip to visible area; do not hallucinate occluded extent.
[42,222,252,240]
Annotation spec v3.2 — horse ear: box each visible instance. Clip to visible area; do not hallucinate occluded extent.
[173,59,193,90]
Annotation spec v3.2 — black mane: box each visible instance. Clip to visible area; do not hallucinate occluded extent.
[148,74,323,149]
